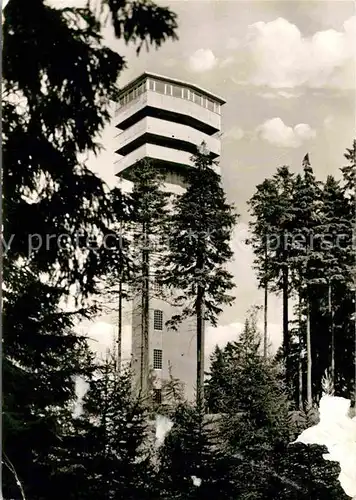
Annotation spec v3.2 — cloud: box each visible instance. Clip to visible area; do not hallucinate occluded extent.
[258,90,302,99]
[219,56,234,68]
[226,37,240,50]
[224,126,245,142]
[323,115,334,129]
[278,90,302,99]
[239,16,356,89]
[188,48,217,72]
[258,92,280,100]
[163,58,176,68]
[257,118,316,148]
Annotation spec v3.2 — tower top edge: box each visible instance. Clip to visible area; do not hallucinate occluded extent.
[117,71,226,105]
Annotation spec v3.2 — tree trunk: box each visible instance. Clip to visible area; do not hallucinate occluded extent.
[354,286,356,406]
[103,358,109,459]
[264,283,268,358]
[117,219,123,373]
[306,294,312,405]
[298,290,303,409]
[282,266,289,381]
[141,222,150,397]
[117,277,122,373]
[354,170,356,409]
[263,240,268,358]
[328,282,335,386]
[196,287,205,410]
[298,355,303,409]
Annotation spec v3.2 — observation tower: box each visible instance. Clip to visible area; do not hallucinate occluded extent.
[114,72,225,402]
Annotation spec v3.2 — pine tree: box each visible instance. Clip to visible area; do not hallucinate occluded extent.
[158,402,237,499]
[286,313,306,408]
[340,139,356,403]
[2,268,95,500]
[247,167,295,379]
[340,139,356,194]
[129,159,170,395]
[3,0,178,300]
[161,362,186,408]
[272,166,295,381]
[51,358,154,500]
[275,443,350,499]
[101,189,135,372]
[317,176,351,387]
[203,308,348,498]
[219,308,291,442]
[205,345,229,413]
[289,155,322,405]
[162,146,238,407]
[2,0,178,495]
[214,308,292,498]
[248,178,280,357]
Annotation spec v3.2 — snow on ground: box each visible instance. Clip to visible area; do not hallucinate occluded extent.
[295,395,356,499]
[155,414,174,447]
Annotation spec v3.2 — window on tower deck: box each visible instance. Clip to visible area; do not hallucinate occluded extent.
[172,85,182,98]
[154,310,163,330]
[155,80,165,94]
[207,98,215,112]
[137,83,145,96]
[153,349,162,370]
[195,92,203,106]
[165,84,173,95]
[153,388,162,404]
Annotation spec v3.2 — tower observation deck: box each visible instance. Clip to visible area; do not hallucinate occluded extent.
[114,72,225,187]
[114,73,225,402]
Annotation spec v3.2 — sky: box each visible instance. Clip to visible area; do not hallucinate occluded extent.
[61,0,356,361]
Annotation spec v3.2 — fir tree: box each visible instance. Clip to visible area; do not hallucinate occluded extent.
[215,308,292,498]
[247,178,280,357]
[161,362,186,409]
[158,403,237,499]
[340,139,356,194]
[274,443,350,499]
[273,167,295,374]
[247,166,295,380]
[129,159,171,395]
[51,358,154,500]
[340,139,356,403]
[2,0,178,495]
[205,345,229,414]
[2,268,95,499]
[162,145,238,407]
[317,176,351,388]
[204,308,347,499]
[289,154,322,404]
